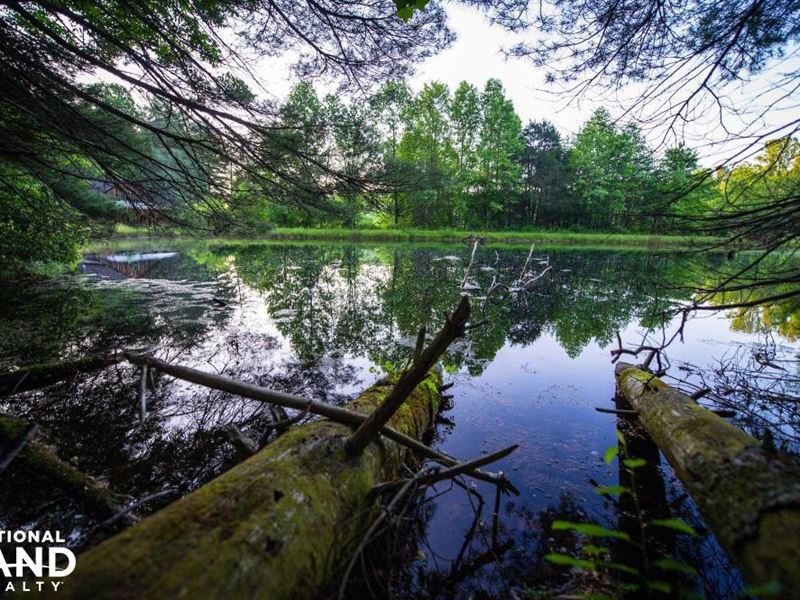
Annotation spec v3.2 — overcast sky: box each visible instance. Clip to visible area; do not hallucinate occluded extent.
[241,2,800,167]
[410,4,589,135]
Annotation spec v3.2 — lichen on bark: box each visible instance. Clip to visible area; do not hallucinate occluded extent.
[615,363,800,596]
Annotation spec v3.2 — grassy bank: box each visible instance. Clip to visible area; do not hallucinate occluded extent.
[109,224,717,248]
[267,227,713,247]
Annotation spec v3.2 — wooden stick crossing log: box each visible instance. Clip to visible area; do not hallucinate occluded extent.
[615,363,800,596]
[50,371,444,599]
[124,352,515,493]
[345,295,471,456]
[370,444,518,495]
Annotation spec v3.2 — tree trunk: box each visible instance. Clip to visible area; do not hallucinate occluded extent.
[0,414,130,523]
[50,371,442,599]
[0,355,120,397]
[615,363,800,596]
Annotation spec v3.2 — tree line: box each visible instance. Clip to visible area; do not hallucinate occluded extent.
[3,74,796,270]
[236,78,793,237]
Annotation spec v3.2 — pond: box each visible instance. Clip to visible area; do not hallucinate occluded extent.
[1,240,797,598]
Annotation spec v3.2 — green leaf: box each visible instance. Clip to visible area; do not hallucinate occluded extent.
[654,558,697,575]
[544,553,595,570]
[599,561,640,576]
[623,458,647,469]
[393,0,430,21]
[647,518,698,536]
[604,445,618,464]
[646,580,672,594]
[615,428,626,446]
[583,544,609,557]
[743,581,781,597]
[595,485,629,496]
[552,521,631,540]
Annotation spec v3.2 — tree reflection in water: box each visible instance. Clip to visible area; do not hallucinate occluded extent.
[0,242,793,597]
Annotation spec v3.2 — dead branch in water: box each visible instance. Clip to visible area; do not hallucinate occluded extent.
[0,422,39,474]
[338,468,433,599]
[124,352,518,494]
[345,295,472,457]
[461,238,480,289]
[370,444,518,496]
[519,242,535,281]
[341,444,518,600]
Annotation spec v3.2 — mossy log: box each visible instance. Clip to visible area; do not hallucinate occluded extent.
[615,363,800,596]
[0,414,129,522]
[49,370,442,599]
[0,355,120,397]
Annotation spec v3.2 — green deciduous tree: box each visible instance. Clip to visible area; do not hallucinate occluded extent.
[473,79,523,227]
[398,82,457,226]
[570,108,654,230]
[325,95,382,227]
[370,81,413,225]
[449,81,482,226]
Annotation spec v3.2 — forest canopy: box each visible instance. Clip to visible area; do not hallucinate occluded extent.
[239,79,737,232]
[0,0,452,265]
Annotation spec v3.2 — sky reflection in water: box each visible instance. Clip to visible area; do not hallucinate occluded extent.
[2,241,795,597]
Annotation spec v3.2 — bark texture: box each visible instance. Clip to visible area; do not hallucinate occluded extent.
[0,355,119,397]
[615,362,800,596]
[48,371,442,599]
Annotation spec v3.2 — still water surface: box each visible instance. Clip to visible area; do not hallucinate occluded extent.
[2,241,795,597]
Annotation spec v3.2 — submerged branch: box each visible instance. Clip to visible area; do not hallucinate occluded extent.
[124,352,518,494]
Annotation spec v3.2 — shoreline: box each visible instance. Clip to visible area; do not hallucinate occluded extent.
[104,226,722,250]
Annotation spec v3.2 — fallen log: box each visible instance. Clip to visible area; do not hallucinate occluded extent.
[615,363,800,596]
[0,414,132,524]
[0,355,121,398]
[49,371,444,599]
[124,353,514,492]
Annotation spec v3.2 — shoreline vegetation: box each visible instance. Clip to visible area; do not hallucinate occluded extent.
[105,224,721,250]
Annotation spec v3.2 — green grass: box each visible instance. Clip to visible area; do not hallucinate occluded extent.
[104,223,719,249]
[112,223,188,238]
[261,227,716,248]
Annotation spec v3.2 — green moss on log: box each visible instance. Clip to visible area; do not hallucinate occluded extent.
[0,355,119,397]
[0,414,126,521]
[47,371,441,600]
[615,363,800,596]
